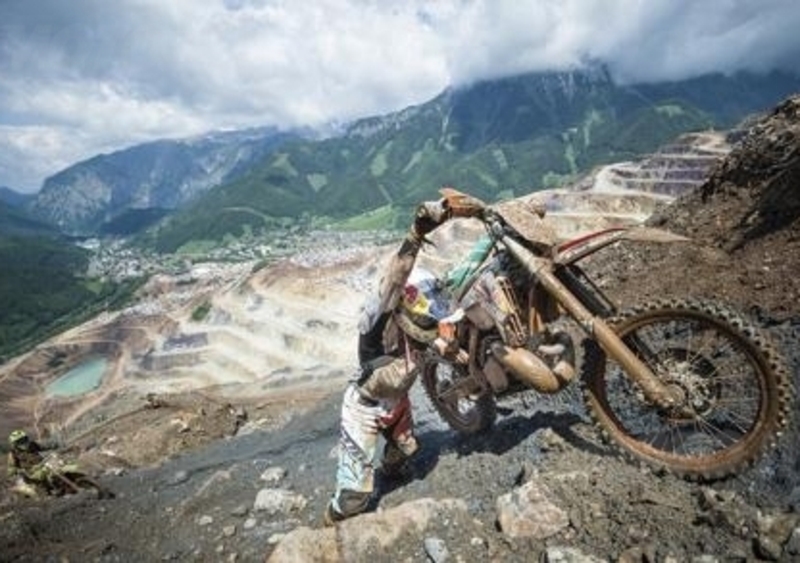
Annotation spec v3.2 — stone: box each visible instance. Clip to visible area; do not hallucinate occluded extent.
[166,470,190,486]
[543,546,605,563]
[253,488,307,515]
[243,518,257,530]
[755,535,783,561]
[787,486,800,512]
[267,498,468,562]
[260,466,287,484]
[785,527,800,555]
[423,536,449,563]
[229,504,249,517]
[536,428,567,452]
[267,533,286,545]
[757,510,799,546]
[496,480,569,539]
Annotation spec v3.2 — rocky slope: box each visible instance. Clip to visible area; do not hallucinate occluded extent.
[1,97,800,561]
[583,95,800,320]
[539,130,731,237]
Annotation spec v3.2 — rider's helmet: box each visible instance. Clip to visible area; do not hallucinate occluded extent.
[8,429,29,449]
[394,267,451,344]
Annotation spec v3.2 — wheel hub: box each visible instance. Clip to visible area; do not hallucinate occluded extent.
[660,353,718,420]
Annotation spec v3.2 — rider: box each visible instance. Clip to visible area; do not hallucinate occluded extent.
[7,430,50,497]
[324,189,481,525]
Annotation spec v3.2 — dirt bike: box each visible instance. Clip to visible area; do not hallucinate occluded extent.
[420,188,793,480]
[40,453,114,499]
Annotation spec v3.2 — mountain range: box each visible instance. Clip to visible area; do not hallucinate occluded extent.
[0,187,33,209]
[0,200,58,238]
[18,66,800,253]
[25,127,300,235]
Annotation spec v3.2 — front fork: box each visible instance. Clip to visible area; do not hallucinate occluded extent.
[501,235,681,409]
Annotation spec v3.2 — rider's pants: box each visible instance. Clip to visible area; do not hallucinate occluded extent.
[329,374,418,519]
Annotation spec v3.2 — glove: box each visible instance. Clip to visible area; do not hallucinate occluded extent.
[409,199,450,244]
[440,186,485,218]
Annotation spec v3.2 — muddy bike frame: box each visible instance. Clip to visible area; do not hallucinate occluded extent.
[493,226,681,409]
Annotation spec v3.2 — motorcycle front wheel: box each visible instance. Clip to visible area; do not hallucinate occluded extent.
[421,358,496,434]
[582,299,793,480]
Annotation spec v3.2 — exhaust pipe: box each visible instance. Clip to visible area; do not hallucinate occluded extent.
[489,339,575,394]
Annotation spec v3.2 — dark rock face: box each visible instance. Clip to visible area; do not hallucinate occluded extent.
[581,92,800,556]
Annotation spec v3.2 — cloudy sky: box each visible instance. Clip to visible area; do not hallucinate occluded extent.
[1,0,799,193]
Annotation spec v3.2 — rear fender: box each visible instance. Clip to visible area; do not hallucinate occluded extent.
[555,227,689,266]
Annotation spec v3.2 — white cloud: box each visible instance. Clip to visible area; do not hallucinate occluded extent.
[434,0,800,84]
[0,0,798,192]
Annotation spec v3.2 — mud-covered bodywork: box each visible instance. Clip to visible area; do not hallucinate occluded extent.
[423,188,792,480]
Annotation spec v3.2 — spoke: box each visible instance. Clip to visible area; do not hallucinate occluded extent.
[695,416,739,448]
[637,424,675,451]
[712,373,760,407]
[703,347,741,372]
[704,369,753,383]
[685,326,717,366]
[712,407,757,433]
[668,418,712,456]
[682,322,700,366]
[714,396,759,407]
[670,422,688,454]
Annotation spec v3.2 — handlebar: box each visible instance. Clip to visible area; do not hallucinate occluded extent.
[439,185,555,250]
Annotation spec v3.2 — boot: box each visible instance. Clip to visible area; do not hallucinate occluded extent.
[323,502,346,527]
[379,439,417,482]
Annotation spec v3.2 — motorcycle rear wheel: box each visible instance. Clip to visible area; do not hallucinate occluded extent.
[421,358,496,434]
[582,299,792,480]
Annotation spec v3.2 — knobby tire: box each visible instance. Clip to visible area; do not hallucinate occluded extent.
[421,358,496,434]
[582,299,792,479]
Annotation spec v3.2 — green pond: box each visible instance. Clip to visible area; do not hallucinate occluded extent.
[46,357,108,397]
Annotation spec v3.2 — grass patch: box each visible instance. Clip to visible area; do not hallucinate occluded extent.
[334,205,402,230]
[191,301,212,322]
[176,239,218,256]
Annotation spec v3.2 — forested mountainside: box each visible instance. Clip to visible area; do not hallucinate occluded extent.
[0,200,141,361]
[144,68,800,252]
[23,67,800,249]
